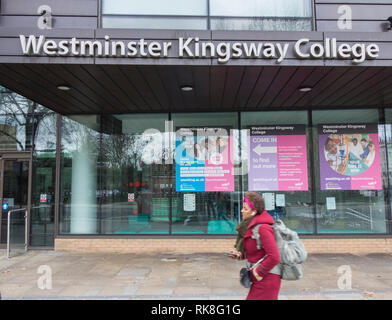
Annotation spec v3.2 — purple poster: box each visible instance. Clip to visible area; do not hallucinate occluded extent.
[318,124,382,190]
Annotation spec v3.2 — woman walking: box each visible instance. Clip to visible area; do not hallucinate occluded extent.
[229,192,281,300]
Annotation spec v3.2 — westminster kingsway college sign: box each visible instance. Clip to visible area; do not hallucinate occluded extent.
[19,35,380,65]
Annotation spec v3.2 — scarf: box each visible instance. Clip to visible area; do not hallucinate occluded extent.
[234,217,254,253]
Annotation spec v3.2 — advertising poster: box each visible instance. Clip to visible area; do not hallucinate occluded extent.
[175,126,234,192]
[318,124,382,190]
[248,125,308,191]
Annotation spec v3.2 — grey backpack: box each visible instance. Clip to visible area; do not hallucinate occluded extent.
[251,219,307,281]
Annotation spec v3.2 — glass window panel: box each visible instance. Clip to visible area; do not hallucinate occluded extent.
[210,0,312,17]
[102,0,207,16]
[171,112,240,234]
[31,151,56,246]
[100,114,170,235]
[384,109,392,234]
[385,109,392,177]
[211,18,312,31]
[241,111,313,234]
[33,112,57,152]
[0,86,37,115]
[0,114,32,151]
[59,115,100,234]
[102,16,207,30]
[313,109,387,234]
[1,160,29,244]
[0,87,37,151]
[101,0,313,31]
[313,109,379,124]
[30,113,57,246]
[0,89,54,151]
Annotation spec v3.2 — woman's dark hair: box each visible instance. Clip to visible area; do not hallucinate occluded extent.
[244,192,265,215]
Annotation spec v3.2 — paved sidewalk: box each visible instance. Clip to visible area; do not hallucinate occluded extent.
[1,249,392,300]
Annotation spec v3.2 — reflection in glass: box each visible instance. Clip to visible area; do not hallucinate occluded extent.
[100,114,170,234]
[102,0,207,16]
[0,87,37,151]
[102,17,207,30]
[33,112,57,152]
[211,18,312,31]
[210,0,312,17]
[0,86,38,115]
[60,113,244,235]
[59,114,172,235]
[0,114,31,151]
[101,0,313,31]
[0,88,53,151]
[60,116,99,234]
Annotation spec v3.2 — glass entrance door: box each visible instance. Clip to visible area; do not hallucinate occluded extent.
[0,155,31,248]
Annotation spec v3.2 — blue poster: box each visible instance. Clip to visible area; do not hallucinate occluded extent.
[176,135,205,191]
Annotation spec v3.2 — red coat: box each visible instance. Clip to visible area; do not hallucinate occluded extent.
[243,210,281,300]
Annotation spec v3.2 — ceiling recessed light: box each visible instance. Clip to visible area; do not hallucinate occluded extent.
[57,85,71,91]
[180,85,193,92]
[298,86,312,92]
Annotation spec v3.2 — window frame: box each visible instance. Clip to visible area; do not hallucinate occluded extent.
[100,0,314,31]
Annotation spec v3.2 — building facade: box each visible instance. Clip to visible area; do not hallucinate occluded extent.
[1,0,392,254]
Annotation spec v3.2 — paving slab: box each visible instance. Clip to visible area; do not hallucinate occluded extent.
[1,250,392,300]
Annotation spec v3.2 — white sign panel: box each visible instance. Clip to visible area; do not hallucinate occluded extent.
[262,193,275,211]
[183,194,196,212]
[326,197,336,210]
[275,194,285,207]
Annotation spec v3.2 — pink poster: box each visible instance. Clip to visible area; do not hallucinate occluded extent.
[277,135,308,191]
[204,136,234,192]
[248,125,308,191]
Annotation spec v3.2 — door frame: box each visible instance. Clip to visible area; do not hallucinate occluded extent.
[0,151,32,249]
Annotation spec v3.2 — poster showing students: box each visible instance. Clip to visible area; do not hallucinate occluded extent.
[318,124,381,190]
[175,127,234,192]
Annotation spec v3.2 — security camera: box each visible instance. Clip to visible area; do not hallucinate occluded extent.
[388,16,392,30]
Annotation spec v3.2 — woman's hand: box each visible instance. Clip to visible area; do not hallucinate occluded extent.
[228,250,242,260]
[252,267,263,281]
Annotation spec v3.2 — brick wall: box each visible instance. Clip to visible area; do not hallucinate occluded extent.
[55,238,392,254]
[302,238,392,254]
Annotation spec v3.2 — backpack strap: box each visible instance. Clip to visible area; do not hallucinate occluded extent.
[251,224,262,250]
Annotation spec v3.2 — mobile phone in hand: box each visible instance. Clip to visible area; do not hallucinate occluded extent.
[224,252,237,257]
